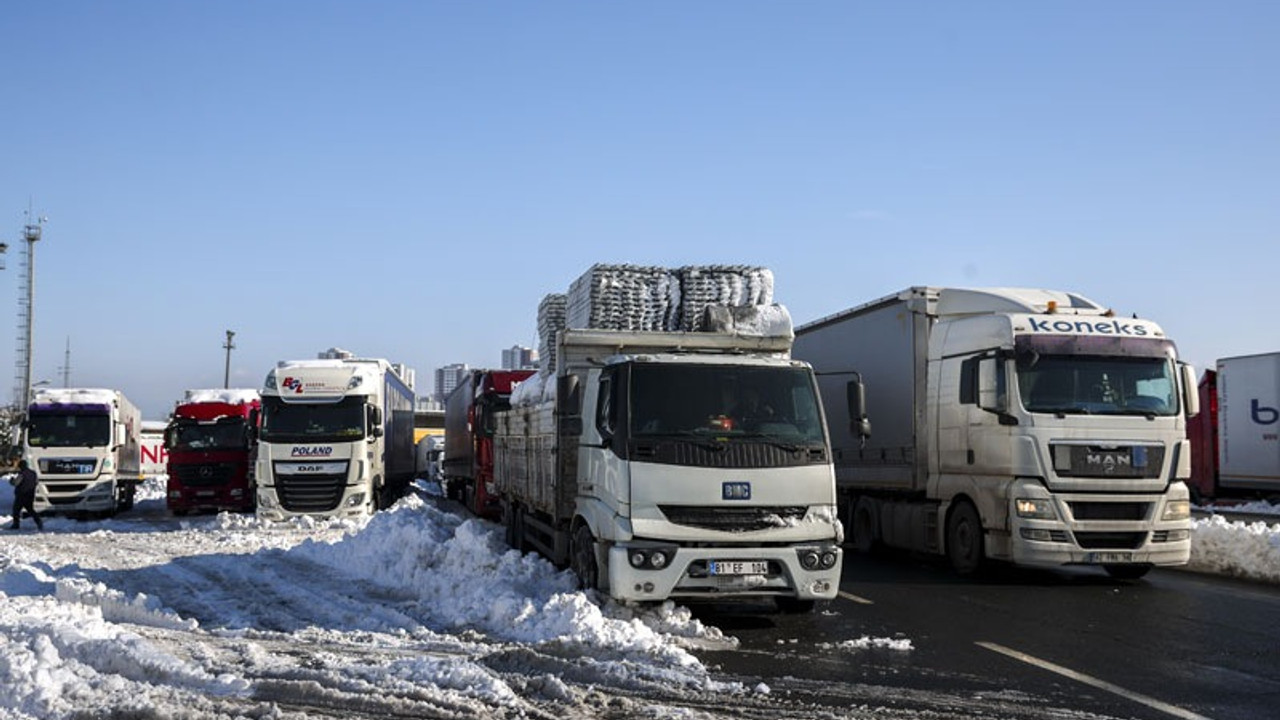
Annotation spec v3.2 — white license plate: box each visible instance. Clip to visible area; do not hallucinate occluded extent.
[1086,552,1133,563]
[709,560,769,576]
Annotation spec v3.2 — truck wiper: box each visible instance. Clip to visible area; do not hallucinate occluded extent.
[737,432,807,452]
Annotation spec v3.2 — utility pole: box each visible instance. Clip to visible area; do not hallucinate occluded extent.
[223,330,235,388]
[58,337,71,387]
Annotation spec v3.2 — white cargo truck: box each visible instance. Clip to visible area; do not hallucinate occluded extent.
[794,287,1199,579]
[1214,353,1280,495]
[494,265,842,611]
[23,388,144,516]
[255,352,416,520]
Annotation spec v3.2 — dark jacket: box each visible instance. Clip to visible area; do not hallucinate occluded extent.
[13,467,38,496]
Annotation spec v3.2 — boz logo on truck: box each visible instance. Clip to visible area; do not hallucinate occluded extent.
[291,446,334,457]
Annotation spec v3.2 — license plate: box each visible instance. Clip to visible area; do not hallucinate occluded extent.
[197,491,215,497]
[1086,552,1132,563]
[709,560,769,576]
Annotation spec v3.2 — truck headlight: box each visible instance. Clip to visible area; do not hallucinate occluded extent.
[1162,500,1190,521]
[1015,498,1057,520]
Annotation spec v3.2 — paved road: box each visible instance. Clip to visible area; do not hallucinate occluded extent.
[691,551,1280,720]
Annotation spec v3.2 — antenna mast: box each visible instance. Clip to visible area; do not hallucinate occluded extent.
[13,203,45,408]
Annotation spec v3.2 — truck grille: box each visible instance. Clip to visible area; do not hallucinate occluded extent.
[1068,502,1151,521]
[173,463,236,487]
[630,441,826,469]
[659,505,807,532]
[1074,531,1148,549]
[1051,445,1165,479]
[276,474,346,512]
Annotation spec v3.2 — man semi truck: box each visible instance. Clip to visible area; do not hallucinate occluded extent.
[493,265,842,611]
[23,387,144,516]
[443,368,535,520]
[794,286,1198,579]
[255,352,416,520]
[1187,352,1280,502]
[165,388,261,514]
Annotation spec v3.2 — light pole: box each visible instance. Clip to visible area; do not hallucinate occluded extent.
[223,330,235,388]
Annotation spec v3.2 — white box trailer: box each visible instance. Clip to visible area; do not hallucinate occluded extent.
[794,287,1199,578]
[1216,352,1280,494]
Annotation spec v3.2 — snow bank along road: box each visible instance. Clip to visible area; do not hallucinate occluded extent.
[0,478,1277,719]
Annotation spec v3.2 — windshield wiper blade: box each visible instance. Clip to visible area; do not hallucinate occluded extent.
[737,432,808,452]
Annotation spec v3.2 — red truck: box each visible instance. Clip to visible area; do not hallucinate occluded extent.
[164,389,261,515]
[1187,353,1280,503]
[443,369,534,519]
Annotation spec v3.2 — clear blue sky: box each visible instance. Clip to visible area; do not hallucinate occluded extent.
[2,1,1277,419]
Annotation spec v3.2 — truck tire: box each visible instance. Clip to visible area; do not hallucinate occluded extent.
[505,504,526,553]
[571,524,599,592]
[946,500,985,576]
[850,498,878,554]
[1104,564,1152,580]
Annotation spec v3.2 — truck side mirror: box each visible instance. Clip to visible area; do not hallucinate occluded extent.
[1181,363,1200,418]
[977,357,1007,413]
[846,378,871,438]
[115,424,126,448]
[369,406,384,437]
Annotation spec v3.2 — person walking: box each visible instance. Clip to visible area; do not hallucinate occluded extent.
[9,459,43,531]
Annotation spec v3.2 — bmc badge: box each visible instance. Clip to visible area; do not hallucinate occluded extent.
[722,482,751,500]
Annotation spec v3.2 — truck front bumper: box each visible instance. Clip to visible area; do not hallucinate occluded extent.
[607,543,842,603]
[34,477,118,513]
[1008,480,1191,568]
[255,485,372,521]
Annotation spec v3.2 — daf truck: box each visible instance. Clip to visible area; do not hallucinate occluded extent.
[165,388,261,514]
[23,387,144,516]
[255,354,416,520]
[794,286,1199,579]
[493,264,842,610]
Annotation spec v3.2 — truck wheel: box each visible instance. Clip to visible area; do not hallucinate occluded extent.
[850,498,878,554]
[1104,564,1152,580]
[119,485,136,512]
[571,524,599,592]
[946,500,985,576]
[505,504,526,553]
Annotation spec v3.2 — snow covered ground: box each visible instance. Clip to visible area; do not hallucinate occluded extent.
[0,477,1277,719]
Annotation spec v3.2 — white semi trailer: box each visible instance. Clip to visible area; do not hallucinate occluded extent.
[794,286,1199,579]
[23,387,144,516]
[255,354,416,520]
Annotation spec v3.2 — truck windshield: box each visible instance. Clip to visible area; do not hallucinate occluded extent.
[26,413,112,448]
[259,397,365,442]
[628,364,826,445]
[169,418,247,451]
[1017,355,1178,416]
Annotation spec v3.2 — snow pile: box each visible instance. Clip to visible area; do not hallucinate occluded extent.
[1186,515,1280,583]
[181,388,260,404]
[290,495,730,677]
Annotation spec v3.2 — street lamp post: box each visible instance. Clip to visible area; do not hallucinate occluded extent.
[223,330,235,388]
